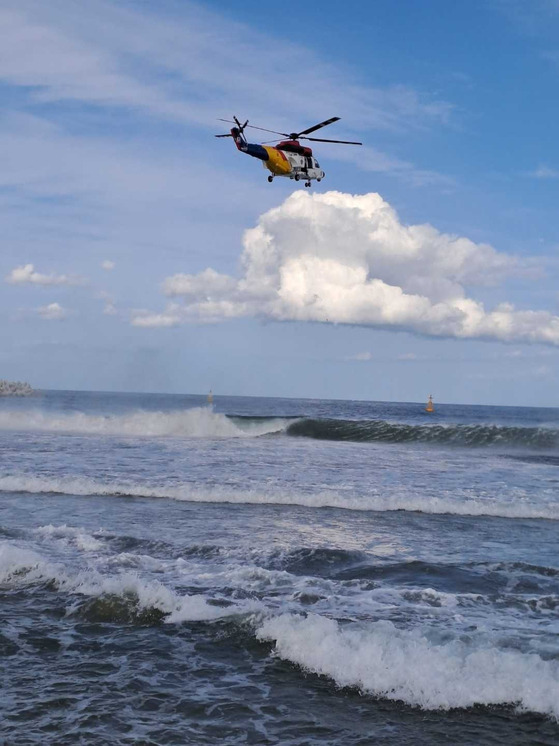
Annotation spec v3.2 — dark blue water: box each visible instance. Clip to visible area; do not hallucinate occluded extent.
[1,390,559,744]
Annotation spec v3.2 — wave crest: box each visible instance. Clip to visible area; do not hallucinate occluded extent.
[258,613,559,717]
[0,543,254,623]
[287,418,559,448]
[1,474,557,519]
[0,407,288,438]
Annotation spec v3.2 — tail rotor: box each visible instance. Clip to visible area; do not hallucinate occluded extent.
[234,116,249,132]
[215,116,248,138]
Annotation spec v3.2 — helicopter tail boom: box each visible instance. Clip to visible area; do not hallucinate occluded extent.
[231,127,269,161]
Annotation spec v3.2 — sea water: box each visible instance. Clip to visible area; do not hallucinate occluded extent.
[1,390,559,744]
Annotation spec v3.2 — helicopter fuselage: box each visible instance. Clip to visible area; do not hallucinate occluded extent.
[217,116,361,185]
[231,128,325,184]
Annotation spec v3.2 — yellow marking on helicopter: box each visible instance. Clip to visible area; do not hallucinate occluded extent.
[263,146,292,175]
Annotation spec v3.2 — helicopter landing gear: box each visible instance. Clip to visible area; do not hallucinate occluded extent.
[267,175,274,183]
[294,173,300,181]
[305,181,311,187]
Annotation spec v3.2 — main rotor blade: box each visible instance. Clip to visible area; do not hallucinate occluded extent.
[300,136,362,145]
[244,123,290,137]
[217,119,288,137]
[215,134,232,138]
[296,117,340,137]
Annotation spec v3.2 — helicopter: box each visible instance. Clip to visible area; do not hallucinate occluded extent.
[215,116,362,187]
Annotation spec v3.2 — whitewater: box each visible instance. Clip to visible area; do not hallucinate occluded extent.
[2,389,559,745]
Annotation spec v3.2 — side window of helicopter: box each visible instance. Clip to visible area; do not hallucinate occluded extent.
[314,161,320,169]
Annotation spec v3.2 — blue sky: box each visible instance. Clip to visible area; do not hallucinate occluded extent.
[1,0,559,405]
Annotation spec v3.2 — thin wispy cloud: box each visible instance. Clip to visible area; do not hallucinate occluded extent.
[343,352,373,362]
[131,307,182,328]
[326,145,455,188]
[529,164,559,179]
[0,109,263,278]
[0,0,452,182]
[495,0,559,33]
[1,1,451,130]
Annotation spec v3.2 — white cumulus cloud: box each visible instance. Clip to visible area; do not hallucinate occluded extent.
[141,191,559,346]
[37,302,69,320]
[101,260,115,270]
[96,290,117,315]
[6,263,82,286]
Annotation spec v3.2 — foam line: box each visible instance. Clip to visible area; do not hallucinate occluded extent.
[1,474,558,519]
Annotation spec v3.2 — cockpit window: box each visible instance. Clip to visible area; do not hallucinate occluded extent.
[314,161,320,168]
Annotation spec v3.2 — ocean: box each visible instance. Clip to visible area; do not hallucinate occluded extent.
[1,389,559,745]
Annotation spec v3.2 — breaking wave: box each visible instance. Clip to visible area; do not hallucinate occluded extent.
[0,407,288,438]
[1,474,557,519]
[1,407,558,451]
[0,543,256,624]
[257,613,559,718]
[286,418,559,448]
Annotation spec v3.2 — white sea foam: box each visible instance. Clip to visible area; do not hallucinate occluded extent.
[35,524,104,551]
[257,613,559,718]
[1,473,558,520]
[106,552,168,572]
[0,542,255,622]
[369,586,461,609]
[0,407,288,438]
[0,543,44,582]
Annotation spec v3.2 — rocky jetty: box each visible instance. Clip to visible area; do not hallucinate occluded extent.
[0,380,34,396]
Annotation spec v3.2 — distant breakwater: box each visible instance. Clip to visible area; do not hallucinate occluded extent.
[0,380,34,396]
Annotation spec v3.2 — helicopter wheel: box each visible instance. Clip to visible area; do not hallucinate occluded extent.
[267,175,273,183]
[305,181,311,188]
[294,174,300,181]
[317,178,322,182]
